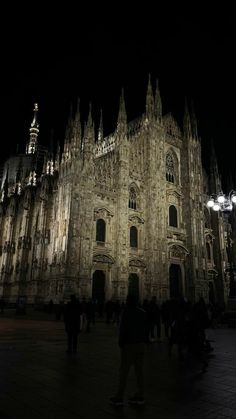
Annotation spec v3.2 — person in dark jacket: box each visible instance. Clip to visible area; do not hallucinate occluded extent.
[110,294,149,406]
[64,294,81,354]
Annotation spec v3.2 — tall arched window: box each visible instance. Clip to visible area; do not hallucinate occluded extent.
[166,153,175,183]
[129,187,137,210]
[96,219,106,242]
[130,226,138,248]
[169,205,178,227]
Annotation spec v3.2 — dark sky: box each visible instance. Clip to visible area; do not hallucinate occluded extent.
[0,2,235,183]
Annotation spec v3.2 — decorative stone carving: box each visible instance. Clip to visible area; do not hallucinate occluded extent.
[93,254,114,264]
[95,134,116,157]
[128,215,144,224]
[163,113,182,139]
[169,244,189,261]
[129,259,146,268]
[94,207,114,220]
[0,89,229,308]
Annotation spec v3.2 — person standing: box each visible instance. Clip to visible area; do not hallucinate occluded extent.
[110,294,149,406]
[0,298,5,314]
[64,295,81,354]
[149,296,161,342]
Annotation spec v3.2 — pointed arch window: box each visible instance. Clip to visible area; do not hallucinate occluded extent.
[169,205,178,227]
[129,187,137,210]
[166,153,175,183]
[130,226,138,248]
[96,219,106,242]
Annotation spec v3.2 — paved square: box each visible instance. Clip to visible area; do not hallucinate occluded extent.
[1,311,236,418]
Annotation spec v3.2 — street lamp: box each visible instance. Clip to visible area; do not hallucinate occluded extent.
[207,190,236,212]
[207,190,236,298]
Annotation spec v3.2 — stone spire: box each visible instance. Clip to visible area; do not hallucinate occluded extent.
[183,98,192,139]
[190,101,198,138]
[83,103,94,157]
[145,74,154,118]
[62,104,73,163]
[98,109,103,142]
[74,98,81,136]
[70,98,81,158]
[65,104,73,145]
[154,79,162,122]
[46,130,54,175]
[210,139,221,193]
[54,142,60,172]
[117,89,127,134]
[26,103,39,155]
[84,103,93,137]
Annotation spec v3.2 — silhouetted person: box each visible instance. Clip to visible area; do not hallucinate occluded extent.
[110,294,149,406]
[161,300,171,338]
[189,297,210,371]
[80,297,87,331]
[85,299,96,331]
[0,298,5,314]
[149,296,161,341]
[64,295,81,354]
[168,298,189,360]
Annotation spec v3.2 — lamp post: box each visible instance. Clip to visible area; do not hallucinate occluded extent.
[207,190,236,212]
[207,190,236,298]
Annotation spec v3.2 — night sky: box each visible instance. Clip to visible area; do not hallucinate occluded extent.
[0,3,234,185]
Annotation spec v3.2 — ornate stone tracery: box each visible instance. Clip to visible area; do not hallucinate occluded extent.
[129,258,146,268]
[168,244,189,261]
[0,84,229,306]
[94,207,114,220]
[93,254,114,264]
[128,215,144,224]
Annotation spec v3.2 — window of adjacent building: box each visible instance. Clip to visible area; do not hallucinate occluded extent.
[169,205,178,227]
[129,187,137,210]
[130,226,138,248]
[166,153,175,183]
[96,219,106,242]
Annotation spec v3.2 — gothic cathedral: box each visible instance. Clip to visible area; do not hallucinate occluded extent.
[0,79,231,306]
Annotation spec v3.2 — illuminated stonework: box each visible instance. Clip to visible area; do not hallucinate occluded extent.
[95,134,116,157]
[0,80,231,306]
[26,103,39,155]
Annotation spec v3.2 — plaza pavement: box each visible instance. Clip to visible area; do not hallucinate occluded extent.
[1,310,236,418]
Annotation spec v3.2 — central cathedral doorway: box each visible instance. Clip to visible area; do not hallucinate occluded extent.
[128,273,139,301]
[92,270,105,304]
[169,264,182,299]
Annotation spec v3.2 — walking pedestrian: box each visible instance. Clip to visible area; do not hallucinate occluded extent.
[110,294,149,406]
[64,294,81,354]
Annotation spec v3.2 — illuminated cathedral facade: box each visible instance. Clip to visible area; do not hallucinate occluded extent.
[0,79,233,305]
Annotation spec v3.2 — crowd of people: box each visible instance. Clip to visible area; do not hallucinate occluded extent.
[60,293,222,406]
[0,292,225,406]
[110,294,221,406]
